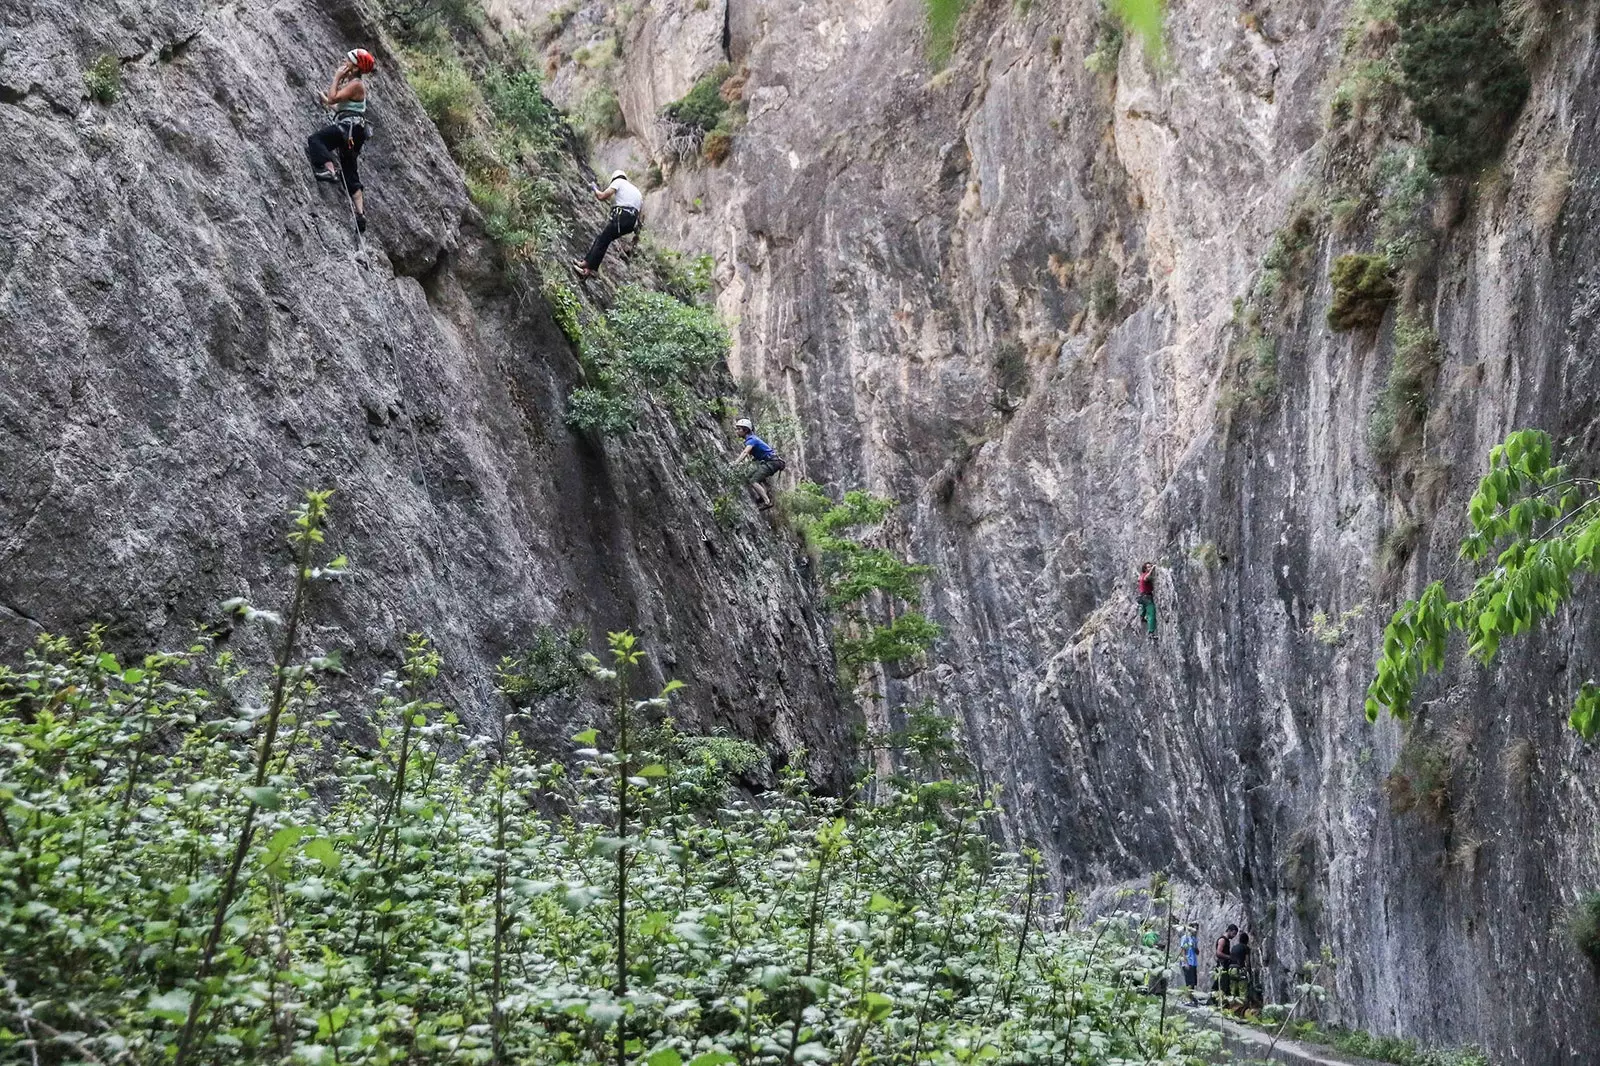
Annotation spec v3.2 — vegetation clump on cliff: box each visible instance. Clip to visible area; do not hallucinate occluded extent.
[1326,252,1397,330]
[0,496,1216,1066]
[1394,0,1530,174]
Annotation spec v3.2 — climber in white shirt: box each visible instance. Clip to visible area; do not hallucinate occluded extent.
[573,170,643,277]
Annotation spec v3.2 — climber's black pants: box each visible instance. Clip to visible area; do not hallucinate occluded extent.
[583,208,638,270]
[306,122,368,196]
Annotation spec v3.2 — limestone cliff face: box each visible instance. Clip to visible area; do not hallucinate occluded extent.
[0,0,853,780]
[520,0,1600,1058]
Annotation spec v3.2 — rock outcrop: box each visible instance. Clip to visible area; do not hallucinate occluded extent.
[0,0,853,780]
[524,0,1600,1058]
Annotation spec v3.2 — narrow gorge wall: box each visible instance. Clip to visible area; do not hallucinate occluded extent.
[518,0,1600,1058]
[0,0,854,779]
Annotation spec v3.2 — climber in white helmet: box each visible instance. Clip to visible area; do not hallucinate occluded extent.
[573,169,643,277]
[732,418,785,510]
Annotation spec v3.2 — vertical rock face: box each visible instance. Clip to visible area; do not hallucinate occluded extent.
[0,0,854,782]
[531,0,1600,1058]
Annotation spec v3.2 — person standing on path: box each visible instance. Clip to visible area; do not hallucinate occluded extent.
[1228,930,1253,1013]
[573,170,643,277]
[1211,923,1237,1001]
[1135,561,1157,641]
[1179,922,1199,1000]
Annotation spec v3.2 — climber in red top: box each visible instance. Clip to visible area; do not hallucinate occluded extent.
[1135,561,1157,641]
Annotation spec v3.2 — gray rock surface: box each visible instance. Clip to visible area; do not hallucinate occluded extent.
[505,0,1600,1058]
[0,0,854,784]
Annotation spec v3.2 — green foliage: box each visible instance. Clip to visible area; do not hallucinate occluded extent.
[565,287,728,436]
[566,383,640,434]
[662,63,732,131]
[924,0,968,68]
[1090,258,1119,321]
[1108,0,1167,61]
[1395,0,1529,174]
[1323,1027,1492,1066]
[1367,430,1600,736]
[0,521,1217,1066]
[1569,891,1600,968]
[1369,312,1442,465]
[407,47,482,146]
[83,54,120,104]
[404,39,569,269]
[1084,13,1124,75]
[579,84,627,140]
[1327,252,1396,330]
[499,625,588,701]
[1374,147,1437,264]
[609,285,729,384]
[785,486,941,681]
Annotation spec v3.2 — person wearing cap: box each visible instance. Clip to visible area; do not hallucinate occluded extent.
[306,48,377,232]
[733,418,785,510]
[573,170,644,277]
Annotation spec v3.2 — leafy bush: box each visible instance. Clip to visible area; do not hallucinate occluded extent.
[1395,0,1529,174]
[609,285,729,383]
[662,63,732,131]
[1327,252,1396,330]
[498,625,588,700]
[1084,13,1124,75]
[0,497,1217,1066]
[83,53,120,103]
[1569,891,1600,968]
[566,382,639,434]
[702,128,733,164]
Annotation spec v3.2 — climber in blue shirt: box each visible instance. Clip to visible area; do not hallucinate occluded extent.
[733,418,785,510]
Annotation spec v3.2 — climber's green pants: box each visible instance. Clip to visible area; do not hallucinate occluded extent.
[1138,594,1157,635]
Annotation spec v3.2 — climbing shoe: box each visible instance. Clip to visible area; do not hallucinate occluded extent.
[356,213,367,233]
[315,167,341,184]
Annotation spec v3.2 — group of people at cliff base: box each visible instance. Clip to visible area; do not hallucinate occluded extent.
[1176,922,1256,1010]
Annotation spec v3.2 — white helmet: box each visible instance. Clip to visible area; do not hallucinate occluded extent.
[735,418,754,431]
[610,169,629,183]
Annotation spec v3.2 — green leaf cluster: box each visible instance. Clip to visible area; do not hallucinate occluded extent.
[1367,429,1600,736]
[924,0,969,68]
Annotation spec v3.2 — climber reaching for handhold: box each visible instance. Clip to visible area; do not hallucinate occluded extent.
[306,48,376,234]
[1135,561,1157,641]
[572,170,643,278]
[733,418,785,510]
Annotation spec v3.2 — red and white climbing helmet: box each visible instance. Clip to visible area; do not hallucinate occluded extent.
[346,48,376,73]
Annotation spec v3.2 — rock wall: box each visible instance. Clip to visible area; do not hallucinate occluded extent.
[518,0,1600,1058]
[0,0,854,782]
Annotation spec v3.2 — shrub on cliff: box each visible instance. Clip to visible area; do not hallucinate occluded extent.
[661,63,732,131]
[0,495,1217,1066]
[1327,252,1397,330]
[1395,0,1529,174]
